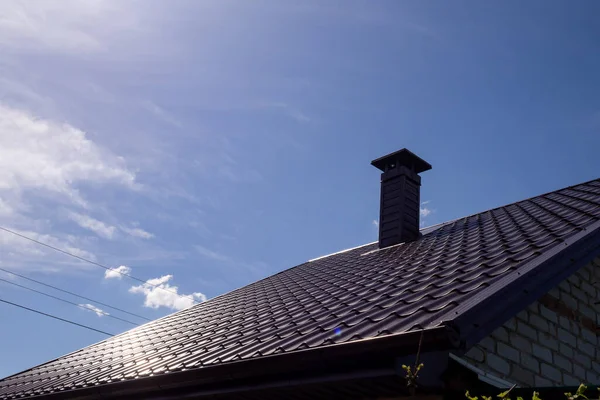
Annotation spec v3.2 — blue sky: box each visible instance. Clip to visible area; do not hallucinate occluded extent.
[0,0,599,378]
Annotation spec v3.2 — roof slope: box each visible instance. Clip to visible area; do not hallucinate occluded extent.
[2,179,600,399]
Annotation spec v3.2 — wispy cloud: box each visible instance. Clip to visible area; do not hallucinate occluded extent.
[120,226,154,240]
[104,265,131,280]
[65,212,154,241]
[194,245,231,262]
[0,228,95,263]
[0,0,138,54]
[142,101,183,128]
[0,198,14,217]
[0,104,142,270]
[79,303,106,317]
[260,102,311,123]
[420,200,433,217]
[372,219,379,227]
[217,165,264,184]
[67,212,116,239]
[0,104,135,208]
[129,275,206,311]
[194,244,269,279]
[0,78,55,113]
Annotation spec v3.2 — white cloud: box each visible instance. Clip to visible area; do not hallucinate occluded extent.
[104,265,131,280]
[129,275,207,311]
[0,104,135,207]
[120,226,154,239]
[79,303,106,317]
[0,104,139,270]
[68,212,116,239]
[420,200,433,218]
[372,219,379,227]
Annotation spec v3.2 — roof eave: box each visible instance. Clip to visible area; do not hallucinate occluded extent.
[19,326,461,400]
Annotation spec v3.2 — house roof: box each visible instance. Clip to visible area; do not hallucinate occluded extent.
[2,178,600,399]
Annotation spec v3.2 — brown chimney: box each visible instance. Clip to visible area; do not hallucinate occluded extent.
[371,149,432,248]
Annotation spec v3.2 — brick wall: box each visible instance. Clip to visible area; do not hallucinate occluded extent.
[460,256,600,387]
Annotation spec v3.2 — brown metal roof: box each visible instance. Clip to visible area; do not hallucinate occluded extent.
[1,178,600,399]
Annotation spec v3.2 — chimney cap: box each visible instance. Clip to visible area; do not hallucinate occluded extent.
[371,148,432,174]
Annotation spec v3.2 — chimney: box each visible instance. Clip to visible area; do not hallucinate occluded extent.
[371,148,432,248]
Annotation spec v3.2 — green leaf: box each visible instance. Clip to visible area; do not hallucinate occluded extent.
[576,384,588,400]
[465,390,479,400]
[498,384,517,400]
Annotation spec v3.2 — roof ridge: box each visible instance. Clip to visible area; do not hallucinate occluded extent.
[443,176,600,225]
[317,178,600,263]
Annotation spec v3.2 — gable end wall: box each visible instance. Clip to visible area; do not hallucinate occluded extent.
[461,256,600,387]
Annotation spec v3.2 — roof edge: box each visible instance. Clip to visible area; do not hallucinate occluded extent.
[308,241,376,262]
[16,326,460,400]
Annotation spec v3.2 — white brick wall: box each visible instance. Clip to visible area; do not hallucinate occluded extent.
[461,256,600,387]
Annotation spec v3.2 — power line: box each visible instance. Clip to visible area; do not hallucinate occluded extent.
[0,267,151,321]
[0,226,198,304]
[0,277,139,326]
[0,298,113,336]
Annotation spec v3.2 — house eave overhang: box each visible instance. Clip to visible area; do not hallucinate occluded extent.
[22,325,461,399]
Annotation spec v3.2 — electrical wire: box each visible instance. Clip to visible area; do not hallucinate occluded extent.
[0,267,151,321]
[0,277,139,326]
[0,226,198,304]
[0,298,114,336]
